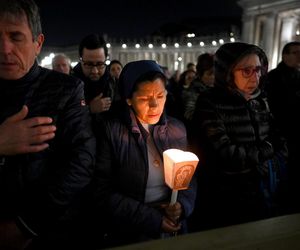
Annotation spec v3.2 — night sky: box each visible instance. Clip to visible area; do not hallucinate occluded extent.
[35,0,242,47]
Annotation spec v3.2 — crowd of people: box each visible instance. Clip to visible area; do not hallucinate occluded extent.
[1,0,300,249]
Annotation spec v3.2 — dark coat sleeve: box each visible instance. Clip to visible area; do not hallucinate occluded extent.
[193,95,260,173]
[93,120,162,237]
[20,80,96,233]
[192,90,287,175]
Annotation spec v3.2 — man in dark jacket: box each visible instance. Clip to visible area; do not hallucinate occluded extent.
[266,41,300,213]
[73,34,120,115]
[0,0,95,249]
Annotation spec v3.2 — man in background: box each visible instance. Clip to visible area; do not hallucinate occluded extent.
[266,41,300,214]
[52,53,72,75]
[72,34,118,114]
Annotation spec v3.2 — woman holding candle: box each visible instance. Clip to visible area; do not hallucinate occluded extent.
[92,60,196,247]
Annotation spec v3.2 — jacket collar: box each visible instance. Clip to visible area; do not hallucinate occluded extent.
[123,106,167,139]
[0,60,40,84]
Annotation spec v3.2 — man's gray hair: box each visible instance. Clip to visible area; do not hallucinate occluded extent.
[0,0,42,40]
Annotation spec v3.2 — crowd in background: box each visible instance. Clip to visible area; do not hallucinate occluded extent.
[1,0,300,250]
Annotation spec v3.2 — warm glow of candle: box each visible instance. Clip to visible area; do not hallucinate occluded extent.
[163,149,199,190]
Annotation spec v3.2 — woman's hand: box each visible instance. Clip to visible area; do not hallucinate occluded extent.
[161,202,182,224]
[161,216,181,233]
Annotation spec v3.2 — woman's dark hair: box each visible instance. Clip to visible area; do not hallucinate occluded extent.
[215,43,268,89]
[226,46,268,89]
[109,60,123,68]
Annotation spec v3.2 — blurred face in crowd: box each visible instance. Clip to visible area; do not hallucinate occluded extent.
[80,48,106,81]
[283,45,300,70]
[233,53,262,99]
[109,62,122,80]
[187,63,196,72]
[0,13,44,80]
[52,55,71,74]
[184,70,196,87]
[126,78,167,125]
[201,68,214,87]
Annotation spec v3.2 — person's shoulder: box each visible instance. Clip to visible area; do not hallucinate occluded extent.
[71,63,81,75]
[194,86,229,110]
[100,70,114,84]
[40,67,83,87]
[166,115,185,129]
[166,114,182,123]
[197,86,221,101]
[94,111,123,128]
[93,113,126,140]
[163,116,187,138]
[267,67,280,78]
[268,62,287,76]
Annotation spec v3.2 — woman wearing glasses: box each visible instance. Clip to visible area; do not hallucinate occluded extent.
[189,42,288,232]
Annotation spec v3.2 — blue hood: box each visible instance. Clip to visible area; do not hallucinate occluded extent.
[119,60,164,99]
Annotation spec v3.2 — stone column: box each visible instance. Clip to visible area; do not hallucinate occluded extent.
[241,14,255,43]
[262,12,277,66]
[280,16,298,45]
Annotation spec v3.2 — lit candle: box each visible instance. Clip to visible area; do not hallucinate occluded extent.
[163,149,199,204]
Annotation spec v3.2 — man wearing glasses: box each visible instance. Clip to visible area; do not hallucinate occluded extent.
[73,34,117,114]
[266,41,300,214]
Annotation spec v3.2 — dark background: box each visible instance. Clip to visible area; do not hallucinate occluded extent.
[35,0,243,47]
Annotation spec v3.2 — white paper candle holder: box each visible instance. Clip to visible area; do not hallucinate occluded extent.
[163,149,199,204]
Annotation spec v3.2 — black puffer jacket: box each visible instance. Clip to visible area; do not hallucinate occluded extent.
[190,43,287,230]
[0,62,96,234]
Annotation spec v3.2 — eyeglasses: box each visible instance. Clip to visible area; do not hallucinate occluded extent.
[80,58,106,70]
[235,66,263,78]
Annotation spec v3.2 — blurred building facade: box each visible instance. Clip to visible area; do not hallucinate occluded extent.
[239,0,300,69]
[39,34,236,73]
[39,0,300,72]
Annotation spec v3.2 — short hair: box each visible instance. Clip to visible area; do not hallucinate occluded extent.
[78,34,108,58]
[52,54,71,66]
[282,41,300,55]
[0,0,42,40]
[187,62,195,69]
